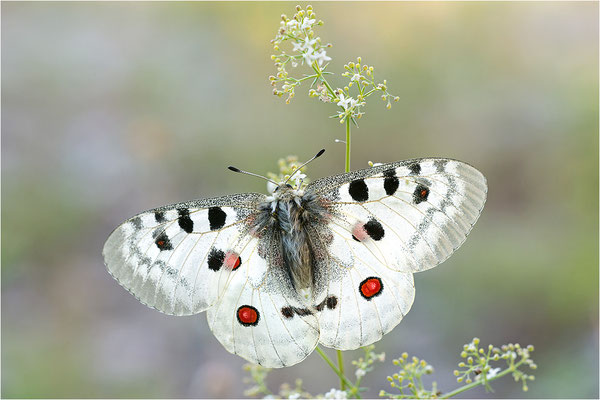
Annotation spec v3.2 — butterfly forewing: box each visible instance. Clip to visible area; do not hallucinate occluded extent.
[308,158,487,273]
[103,193,265,316]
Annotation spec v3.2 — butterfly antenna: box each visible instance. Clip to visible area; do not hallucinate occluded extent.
[284,149,325,185]
[227,166,279,186]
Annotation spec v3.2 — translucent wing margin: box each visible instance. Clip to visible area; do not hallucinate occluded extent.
[103,193,265,316]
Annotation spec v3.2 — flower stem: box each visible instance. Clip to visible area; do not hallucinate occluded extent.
[337,349,346,390]
[315,346,360,398]
[345,117,351,172]
[439,360,524,399]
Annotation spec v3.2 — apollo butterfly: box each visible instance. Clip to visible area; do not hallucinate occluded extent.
[103,150,487,367]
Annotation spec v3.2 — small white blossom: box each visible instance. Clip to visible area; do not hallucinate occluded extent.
[288,393,301,400]
[336,93,351,110]
[300,17,316,30]
[355,368,366,379]
[286,19,299,29]
[302,48,315,63]
[466,343,476,351]
[293,172,306,188]
[311,49,331,66]
[486,367,501,379]
[324,388,347,399]
[347,97,359,109]
[302,36,317,50]
[351,73,361,82]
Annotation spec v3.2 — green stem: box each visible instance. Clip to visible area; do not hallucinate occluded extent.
[315,347,360,398]
[337,350,346,390]
[439,360,524,399]
[345,117,351,172]
[311,63,336,98]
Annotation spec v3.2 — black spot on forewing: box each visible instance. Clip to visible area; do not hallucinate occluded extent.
[130,217,142,229]
[413,184,430,204]
[207,248,225,271]
[383,170,399,196]
[154,211,166,223]
[208,207,227,230]
[409,163,421,175]
[434,159,448,173]
[178,209,194,233]
[155,232,173,251]
[383,168,396,178]
[364,219,385,241]
[349,179,369,202]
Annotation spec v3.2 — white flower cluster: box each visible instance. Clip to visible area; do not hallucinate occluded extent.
[281,16,331,67]
[323,388,348,399]
[336,93,361,111]
[334,90,365,123]
[354,368,366,379]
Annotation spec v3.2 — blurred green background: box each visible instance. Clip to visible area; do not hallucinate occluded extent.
[2,2,598,398]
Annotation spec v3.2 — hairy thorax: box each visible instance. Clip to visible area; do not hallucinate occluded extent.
[252,184,332,291]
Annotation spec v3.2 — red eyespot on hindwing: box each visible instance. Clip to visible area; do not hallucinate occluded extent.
[359,277,383,300]
[237,305,259,326]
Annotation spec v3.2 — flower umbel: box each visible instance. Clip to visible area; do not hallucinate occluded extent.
[270,5,397,127]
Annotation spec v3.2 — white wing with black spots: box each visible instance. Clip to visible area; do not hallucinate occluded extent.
[206,235,320,367]
[103,193,265,316]
[305,158,486,351]
[308,158,487,274]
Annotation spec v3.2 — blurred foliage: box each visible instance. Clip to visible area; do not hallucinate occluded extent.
[1,2,598,399]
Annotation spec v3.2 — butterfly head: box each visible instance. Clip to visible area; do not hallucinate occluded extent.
[271,182,305,199]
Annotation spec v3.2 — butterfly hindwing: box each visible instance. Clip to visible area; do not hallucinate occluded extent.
[312,248,415,350]
[103,193,265,316]
[207,233,320,367]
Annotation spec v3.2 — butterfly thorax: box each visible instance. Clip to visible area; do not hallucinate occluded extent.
[255,185,331,292]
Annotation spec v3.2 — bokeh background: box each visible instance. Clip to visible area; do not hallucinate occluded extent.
[2,2,598,398]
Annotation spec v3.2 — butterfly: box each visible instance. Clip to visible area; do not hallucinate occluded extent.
[103,150,487,368]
